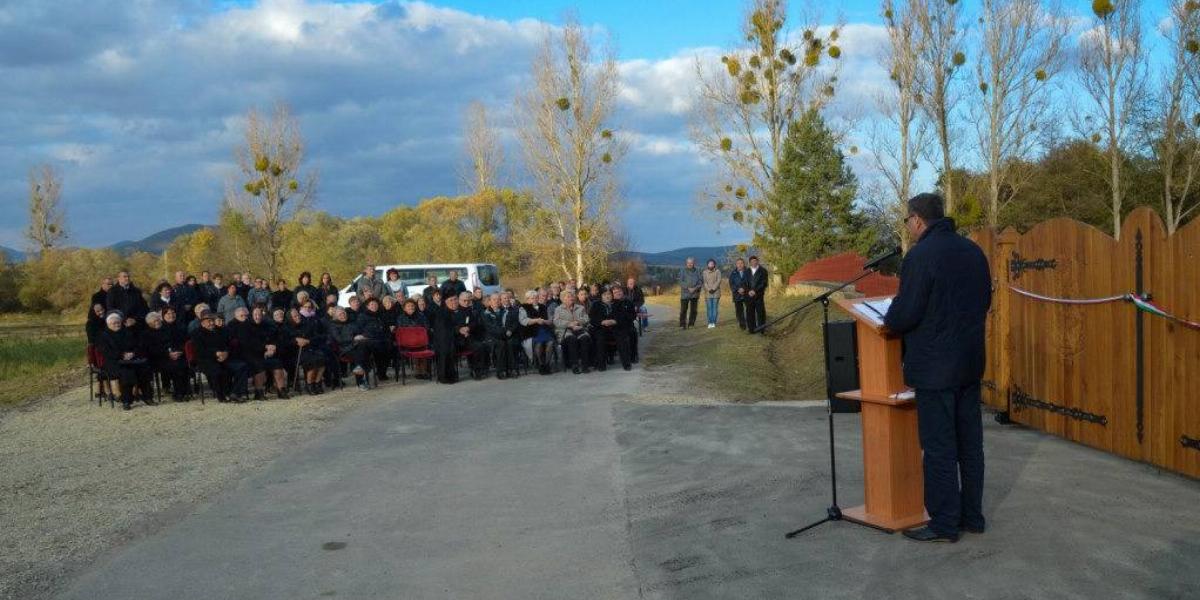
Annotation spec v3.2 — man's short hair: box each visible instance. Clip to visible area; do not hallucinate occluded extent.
[907,193,945,222]
[748,255,758,262]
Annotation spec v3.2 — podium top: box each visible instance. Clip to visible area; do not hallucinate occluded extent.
[833,295,896,336]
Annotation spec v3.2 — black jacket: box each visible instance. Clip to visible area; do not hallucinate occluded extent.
[729,268,751,301]
[107,283,148,322]
[439,279,467,300]
[397,311,428,328]
[883,218,992,390]
[589,301,619,330]
[482,309,506,341]
[189,326,230,368]
[748,266,769,296]
[625,285,645,308]
[612,298,637,331]
[97,327,142,371]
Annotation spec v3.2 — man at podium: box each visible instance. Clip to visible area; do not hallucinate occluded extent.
[883,193,992,543]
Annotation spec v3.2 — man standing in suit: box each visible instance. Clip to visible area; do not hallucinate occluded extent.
[884,193,992,544]
[745,256,768,333]
[728,257,750,331]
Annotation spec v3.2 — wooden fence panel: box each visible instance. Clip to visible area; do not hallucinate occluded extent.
[1144,211,1200,476]
[968,208,1199,478]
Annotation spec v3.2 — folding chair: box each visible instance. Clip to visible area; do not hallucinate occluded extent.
[394,327,435,385]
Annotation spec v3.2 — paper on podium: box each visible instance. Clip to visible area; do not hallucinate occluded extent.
[852,297,893,326]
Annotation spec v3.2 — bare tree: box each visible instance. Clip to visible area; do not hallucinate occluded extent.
[691,0,842,237]
[225,103,316,278]
[515,19,624,283]
[973,0,1069,226]
[1153,0,1200,234]
[1076,0,1147,239]
[26,164,67,254]
[461,101,503,194]
[912,0,969,214]
[869,0,930,248]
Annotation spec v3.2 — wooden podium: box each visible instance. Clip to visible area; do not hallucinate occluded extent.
[833,296,928,532]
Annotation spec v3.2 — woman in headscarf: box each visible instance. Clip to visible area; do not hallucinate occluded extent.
[140,310,191,401]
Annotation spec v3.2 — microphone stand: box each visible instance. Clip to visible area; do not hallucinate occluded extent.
[755,266,891,539]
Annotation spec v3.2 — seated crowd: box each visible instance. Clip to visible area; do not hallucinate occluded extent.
[85,265,650,410]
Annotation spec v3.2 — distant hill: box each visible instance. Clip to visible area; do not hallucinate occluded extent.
[615,245,743,267]
[1,246,25,263]
[110,224,207,256]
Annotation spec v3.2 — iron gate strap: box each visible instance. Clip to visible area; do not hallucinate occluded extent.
[1010,386,1108,426]
[1183,436,1200,451]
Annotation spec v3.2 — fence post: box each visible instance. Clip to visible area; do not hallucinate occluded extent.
[993,228,1020,423]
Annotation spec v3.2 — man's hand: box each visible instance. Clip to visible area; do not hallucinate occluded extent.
[354,334,366,341]
[458,326,470,336]
[124,318,136,327]
[122,352,134,360]
[264,345,276,357]
[216,351,228,362]
[169,351,182,360]
[603,319,616,327]
[296,337,309,347]
[749,290,756,297]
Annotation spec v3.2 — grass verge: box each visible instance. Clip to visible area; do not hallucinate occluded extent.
[0,323,86,408]
[641,293,848,402]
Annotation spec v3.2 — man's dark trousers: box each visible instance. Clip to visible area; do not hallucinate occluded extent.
[733,298,747,329]
[679,298,698,328]
[745,295,765,333]
[915,382,985,537]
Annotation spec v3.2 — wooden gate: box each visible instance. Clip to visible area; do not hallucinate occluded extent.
[969,208,1200,478]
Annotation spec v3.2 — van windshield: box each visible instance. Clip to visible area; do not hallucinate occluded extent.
[477,265,499,286]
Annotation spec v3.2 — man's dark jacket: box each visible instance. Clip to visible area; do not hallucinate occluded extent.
[107,283,148,322]
[883,218,992,390]
[748,266,769,296]
[728,268,751,301]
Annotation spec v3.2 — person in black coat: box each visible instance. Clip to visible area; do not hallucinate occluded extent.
[359,298,393,381]
[140,311,190,401]
[107,271,148,328]
[290,308,329,395]
[882,193,992,544]
[745,256,769,334]
[589,289,632,371]
[298,272,323,308]
[249,307,289,398]
[728,258,751,331]
[269,279,294,313]
[89,277,113,319]
[439,270,467,300]
[97,311,156,410]
[396,298,428,328]
[86,303,107,344]
[149,282,183,316]
[190,310,248,403]
[612,285,639,364]
[429,295,464,383]
[228,307,272,400]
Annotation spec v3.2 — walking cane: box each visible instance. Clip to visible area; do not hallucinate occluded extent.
[293,345,304,392]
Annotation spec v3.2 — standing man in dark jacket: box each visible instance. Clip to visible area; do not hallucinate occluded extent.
[440,270,467,300]
[90,277,114,315]
[677,258,702,329]
[728,257,750,331]
[745,256,768,333]
[883,193,992,544]
[107,271,148,328]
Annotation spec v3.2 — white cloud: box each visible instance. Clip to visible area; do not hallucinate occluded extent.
[0,0,887,252]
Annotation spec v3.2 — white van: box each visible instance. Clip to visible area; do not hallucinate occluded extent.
[338,263,501,307]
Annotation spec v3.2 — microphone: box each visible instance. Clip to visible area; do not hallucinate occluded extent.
[863,246,901,271]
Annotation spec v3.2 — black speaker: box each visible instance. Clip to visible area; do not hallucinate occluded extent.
[823,320,862,413]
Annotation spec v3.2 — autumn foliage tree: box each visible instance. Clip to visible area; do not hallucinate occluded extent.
[693,0,842,263]
[225,103,316,278]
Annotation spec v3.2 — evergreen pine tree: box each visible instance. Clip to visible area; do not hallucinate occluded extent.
[757,109,870,277]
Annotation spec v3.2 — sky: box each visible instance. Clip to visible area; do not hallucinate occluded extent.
[0,0,1143,253]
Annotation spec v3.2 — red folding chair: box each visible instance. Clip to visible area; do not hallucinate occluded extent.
[394,326,435,385]
[87,344,114,408]
[183,340,205,404]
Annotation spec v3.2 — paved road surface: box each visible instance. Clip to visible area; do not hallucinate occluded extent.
[58,326,1200,599]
